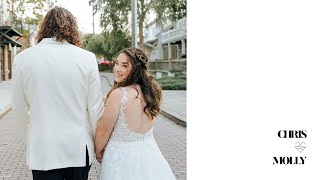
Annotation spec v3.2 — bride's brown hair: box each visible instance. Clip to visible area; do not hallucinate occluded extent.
[36,6,81,47]
[107,47,162,119]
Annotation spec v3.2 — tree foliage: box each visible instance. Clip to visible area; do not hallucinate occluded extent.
[153,0,186,27]
[82,34,108,58]
[90,0,131,32]
[82,30,131,60]
[14,0,57,39]
[89,0,186,48]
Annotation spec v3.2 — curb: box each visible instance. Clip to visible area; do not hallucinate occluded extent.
[160,108,186,127]
[0,105,12,119]
[100,74,113,87]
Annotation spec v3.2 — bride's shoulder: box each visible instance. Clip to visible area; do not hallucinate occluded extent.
[108,88,123,100]
[124,85,141,97]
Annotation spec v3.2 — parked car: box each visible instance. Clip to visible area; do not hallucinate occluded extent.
[97,60,112,71]
[99,61,109,65]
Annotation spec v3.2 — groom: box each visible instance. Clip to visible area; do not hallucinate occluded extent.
[11,7,104,180]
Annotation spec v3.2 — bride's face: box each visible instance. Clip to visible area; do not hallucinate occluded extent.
[113,53,133,83]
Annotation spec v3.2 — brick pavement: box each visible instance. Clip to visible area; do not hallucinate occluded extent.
[153,116,187,180]
[0,112,186,180]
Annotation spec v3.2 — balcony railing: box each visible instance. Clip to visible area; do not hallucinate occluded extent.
[0,12,23,34]
[161,27,186,44]
[12,19,23,33]
[149,50,158,62]
[176,17,186,29]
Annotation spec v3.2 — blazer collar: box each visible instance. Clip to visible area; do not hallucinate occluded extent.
[38,38,70,44]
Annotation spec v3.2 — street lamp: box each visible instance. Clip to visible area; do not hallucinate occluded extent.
[131,0,137,47]
[89,2,96,34]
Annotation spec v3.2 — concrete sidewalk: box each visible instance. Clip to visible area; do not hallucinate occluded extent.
[0,80,12,119]
[161,90,186,126]
[0,73,187,127]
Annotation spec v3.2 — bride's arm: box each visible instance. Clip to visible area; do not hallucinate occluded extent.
[94,88,122,160]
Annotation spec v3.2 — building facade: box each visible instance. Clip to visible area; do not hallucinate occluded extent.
[0,0,22,82]
[144,17,186,71]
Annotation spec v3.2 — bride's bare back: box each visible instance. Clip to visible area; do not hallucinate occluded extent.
[123,85,154,134]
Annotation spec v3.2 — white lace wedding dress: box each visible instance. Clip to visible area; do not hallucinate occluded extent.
[98,87,176,180]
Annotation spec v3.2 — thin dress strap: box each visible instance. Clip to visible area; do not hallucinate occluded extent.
[120,87,128,111]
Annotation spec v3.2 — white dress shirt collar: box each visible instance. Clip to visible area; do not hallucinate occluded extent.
[38,38,70,44]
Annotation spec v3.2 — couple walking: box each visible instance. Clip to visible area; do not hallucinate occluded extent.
[11,6,176,180]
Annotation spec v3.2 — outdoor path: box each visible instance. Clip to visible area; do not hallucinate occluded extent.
[0,73,186,180]
[0,81,12,118]
[0,112,186,180]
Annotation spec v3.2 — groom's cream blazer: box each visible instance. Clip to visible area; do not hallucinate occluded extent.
[11,38,104,170]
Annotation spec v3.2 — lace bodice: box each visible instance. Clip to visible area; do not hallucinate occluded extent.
[109,87,153,142]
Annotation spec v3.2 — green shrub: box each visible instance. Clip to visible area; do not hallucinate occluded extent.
[156,76,186,90]
[98,64,112,71]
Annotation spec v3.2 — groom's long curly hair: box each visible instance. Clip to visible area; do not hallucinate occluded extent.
[106,47,162,119]
[36,6,81,47]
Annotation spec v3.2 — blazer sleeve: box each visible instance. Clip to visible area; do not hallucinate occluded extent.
[11,60,29,141]
[87,55,104,136]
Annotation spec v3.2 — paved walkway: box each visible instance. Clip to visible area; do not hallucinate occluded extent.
[0,73,186,179]
[0,80,12,118]
[0,111,186,180]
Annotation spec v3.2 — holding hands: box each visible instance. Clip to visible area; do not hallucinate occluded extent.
[95,148,105,163]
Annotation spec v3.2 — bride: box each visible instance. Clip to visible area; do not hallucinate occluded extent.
[95,47,176,180]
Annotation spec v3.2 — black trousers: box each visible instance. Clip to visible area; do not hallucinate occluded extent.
[32,147,91,180]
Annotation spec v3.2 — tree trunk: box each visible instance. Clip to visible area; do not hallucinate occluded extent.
[138,17,144,50]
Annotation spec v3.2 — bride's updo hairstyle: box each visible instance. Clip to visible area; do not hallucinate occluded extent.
[107,47,162,119]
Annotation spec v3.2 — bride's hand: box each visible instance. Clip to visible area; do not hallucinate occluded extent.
[96,154,102,163]
[96,149,105,163]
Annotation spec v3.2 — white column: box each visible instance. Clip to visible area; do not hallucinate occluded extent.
[4,45,8,80]
[13,46,17,56]
[0,46,2,81]
[157,35,163,60]
[30,36,35,47]
[168,43,171,71]
[176,45,180,59]
[181,39,186,56]
[168,43,172,60]
[161,44,164,60]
